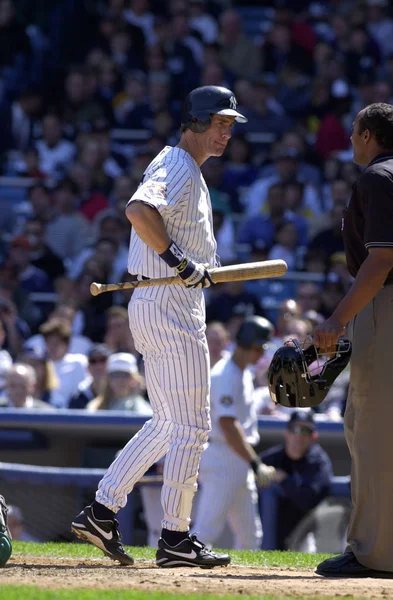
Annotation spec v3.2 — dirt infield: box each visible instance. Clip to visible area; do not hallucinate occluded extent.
[2,556,393,598]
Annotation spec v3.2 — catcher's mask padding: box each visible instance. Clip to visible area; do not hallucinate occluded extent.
[267,337,352,408]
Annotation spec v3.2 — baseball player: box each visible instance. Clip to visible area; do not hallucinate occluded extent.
[193,316,278,550]
[72,86,248,568]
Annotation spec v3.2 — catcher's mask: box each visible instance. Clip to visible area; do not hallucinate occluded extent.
[267,337,352,408]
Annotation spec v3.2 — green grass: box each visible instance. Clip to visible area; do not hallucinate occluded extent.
[10,541,331,569]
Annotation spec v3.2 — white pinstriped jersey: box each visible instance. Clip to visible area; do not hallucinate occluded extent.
[127,146,217,279]
[209,354,260,446]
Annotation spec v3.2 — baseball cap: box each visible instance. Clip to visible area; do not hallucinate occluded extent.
[108,352,138,375]
[287,410,316,431]
[88,343,111,362]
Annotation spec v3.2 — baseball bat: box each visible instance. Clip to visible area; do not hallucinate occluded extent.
[90,259,287,296]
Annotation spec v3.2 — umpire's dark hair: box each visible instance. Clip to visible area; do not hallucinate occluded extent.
[358,103,393,149]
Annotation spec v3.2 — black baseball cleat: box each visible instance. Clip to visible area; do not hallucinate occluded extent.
[71,505,134,566]
[156,533,230,568]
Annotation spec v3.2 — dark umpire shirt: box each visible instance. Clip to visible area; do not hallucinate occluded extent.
[343,153,393,283]
[260,443,333,550]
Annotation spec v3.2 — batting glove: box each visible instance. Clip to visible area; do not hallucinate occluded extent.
[159,240,213,289]
[175,258,213,289]
[250,459,277,488]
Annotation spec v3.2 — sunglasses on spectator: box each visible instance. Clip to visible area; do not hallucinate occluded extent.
[289,425,314,436]
[89,356,108,364]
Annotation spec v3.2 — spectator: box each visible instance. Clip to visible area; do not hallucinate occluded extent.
[6,505,41,542]
[0,319,12,394]
[267,221,305,271]
[206,280,264,334]
[262,21,314,79]
[14,146,47,180]
[240,79,293,140]
[259,410,333,550]
[318,274,347,320]
[58,68,111,134]
[34,114,76,180]
[6,234,52,294]
[0,363,53,409]
[103,306,138,356]
[189,0,218,45]
[0,0,31,86]
[124,0,155,47]
[38,317,88,408]
[26,304,92,357]
[218,9,261,81]
[308,201,346,264]
[243,147,321,220]
[206,321,230,368]
[0,87,43,156]
[45,178,92,264]
[18,344,62,407]
[70,212,129,283]
[113,70,152,129]
[296,282,322,315]
[0,287,31,357]
[69,343,110,409]
[238,182,308,254]
[87,352,151,413]
[221,135,259,215]
[68,162,109,223]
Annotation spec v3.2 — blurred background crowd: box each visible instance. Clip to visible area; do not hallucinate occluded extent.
[1,0,392,418]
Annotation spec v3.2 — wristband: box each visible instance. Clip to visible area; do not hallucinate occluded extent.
[249,458,261,475]
[159,241,185,268]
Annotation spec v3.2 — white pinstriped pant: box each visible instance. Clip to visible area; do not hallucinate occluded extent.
[96,285,211,532]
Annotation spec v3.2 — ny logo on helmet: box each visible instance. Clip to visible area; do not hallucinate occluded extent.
[229,96,237,110]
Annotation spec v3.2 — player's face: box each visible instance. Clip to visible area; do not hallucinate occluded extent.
[247,345,265,365]
[204,115,235,157]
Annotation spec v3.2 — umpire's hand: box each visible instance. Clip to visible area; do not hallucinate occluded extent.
[313,316,345,354]
[175,258,213,289]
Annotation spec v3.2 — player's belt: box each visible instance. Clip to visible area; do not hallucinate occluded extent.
[129,274,149,282]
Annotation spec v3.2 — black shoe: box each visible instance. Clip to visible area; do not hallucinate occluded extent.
[71,505,134,566]
[156,533,230,569]
[316,552,393,578]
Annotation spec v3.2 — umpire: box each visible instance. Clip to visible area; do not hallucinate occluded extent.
[314,103,393,577]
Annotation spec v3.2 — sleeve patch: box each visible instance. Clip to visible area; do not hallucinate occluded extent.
[220,395,234,406]
[143,181,167,199]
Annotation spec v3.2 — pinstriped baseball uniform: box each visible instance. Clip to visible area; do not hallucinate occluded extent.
[96,146,217,531]
[193,354,263,549]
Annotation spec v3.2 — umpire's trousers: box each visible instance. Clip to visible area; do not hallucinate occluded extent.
[345,283,393,571]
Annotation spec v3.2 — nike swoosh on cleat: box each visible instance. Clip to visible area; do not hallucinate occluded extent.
[164,549,197,559]
[87,516,113,540]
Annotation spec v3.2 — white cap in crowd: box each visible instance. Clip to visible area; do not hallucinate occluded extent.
[107,353,138,375]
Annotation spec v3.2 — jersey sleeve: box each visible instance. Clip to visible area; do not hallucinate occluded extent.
[362,170,393,249]
[128,162,191,214]
[211,371,237,420]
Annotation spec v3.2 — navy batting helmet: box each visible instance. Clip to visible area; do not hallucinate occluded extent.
[181,86,248,133]
[236,316,274,350]
[267,338,352,408]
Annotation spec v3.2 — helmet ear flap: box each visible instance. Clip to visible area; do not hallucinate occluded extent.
[188,114,211,133]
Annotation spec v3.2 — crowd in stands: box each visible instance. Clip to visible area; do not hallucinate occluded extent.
[2,0,391,411]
